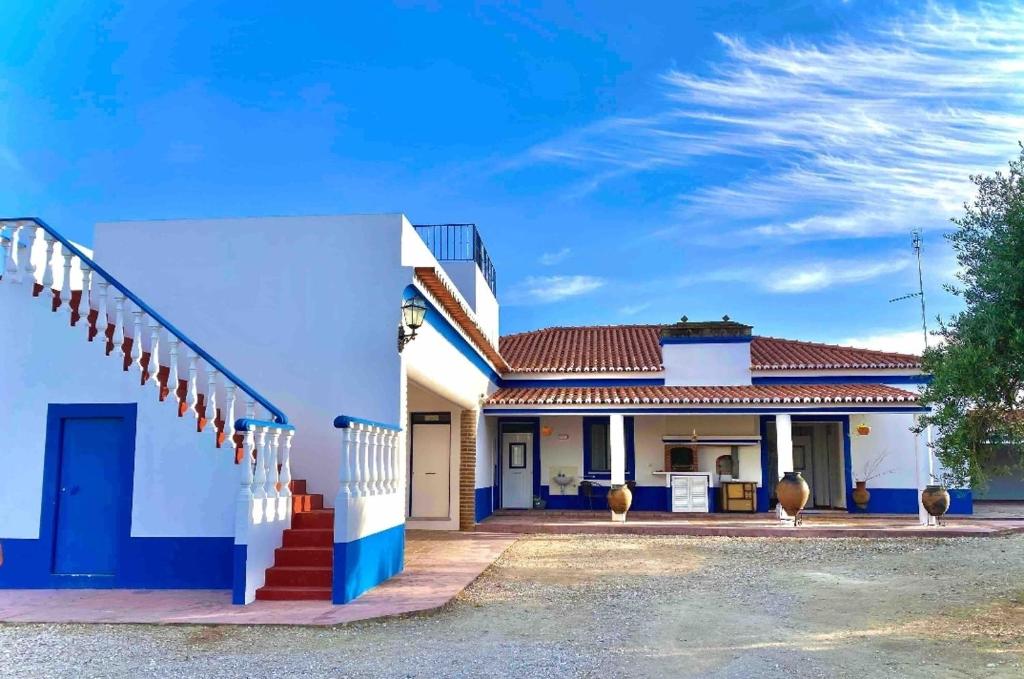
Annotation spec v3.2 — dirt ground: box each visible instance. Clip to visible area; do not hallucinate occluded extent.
[3,534,1024,678]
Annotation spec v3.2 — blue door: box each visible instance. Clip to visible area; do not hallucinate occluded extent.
[52,417,129,576]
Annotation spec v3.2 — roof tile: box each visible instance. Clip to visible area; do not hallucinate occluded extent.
[486,384,920,406]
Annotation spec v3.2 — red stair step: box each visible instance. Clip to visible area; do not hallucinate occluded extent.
[265,566,333,588]
[274,546,333,568]
[289,479,307,495]
[282,528,334,548]
[291,493,324,514]
[292,510,334,530]
[255,586,332,602]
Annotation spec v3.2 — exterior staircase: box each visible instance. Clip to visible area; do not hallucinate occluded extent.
[256,479,334,601]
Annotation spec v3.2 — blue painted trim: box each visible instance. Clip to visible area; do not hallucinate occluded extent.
[333,523,405,604]
[234,418,296,432]
[853,488,973,514]
[0,403,235,590]
[5,217,289,425]
[660,336,753,345]
[231,544,247,605]
[499,378,666,388]
[753,375,931,385]
[484,406,927,416]
[582,416,636,480]
[333,415,402,432]
[759,414,854,513]
[758,416,771,512]
[405,284,501,384]
[474,486,493,523]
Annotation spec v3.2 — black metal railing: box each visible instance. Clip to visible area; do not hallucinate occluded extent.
[413,223,497,295]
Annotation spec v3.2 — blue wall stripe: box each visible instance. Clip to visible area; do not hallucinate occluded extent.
[474,486,493,523]
[333,523,406,604]
[231,544,248,604]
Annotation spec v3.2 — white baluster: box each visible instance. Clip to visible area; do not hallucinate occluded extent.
[389,430,399,494]
[266,428,281,498]
[112,295,126,359]
[187,349,200,420]
[244,427,259,498]
[360,424,372,496]
[351,426,365,496]
[79,262,93,335]
[280,430,293,498]
[95,279,110,345]
[380,429,391,494]
[167,338,181,408]
[40,232,56,294]
[339,428,353,498]
[6,223,22,283]
[149,320,162,394]
[0,225,12,283]
[245,398,256,422]
[252,426,268,499]
[20,223,38,285]
[206,367,219,437]
[60,246,73,319]
[223,383,237,453]
[238,427,255,503]
[131,310,145,376]
[366,427,378,495]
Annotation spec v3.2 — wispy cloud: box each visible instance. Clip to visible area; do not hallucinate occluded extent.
[618,301,653,316]
[513,3,1024,242]
[664,256,909,294]
[539,247,571,265]
[506,274,606,305]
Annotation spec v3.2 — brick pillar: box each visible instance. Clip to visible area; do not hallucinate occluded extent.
[459,409,478,531]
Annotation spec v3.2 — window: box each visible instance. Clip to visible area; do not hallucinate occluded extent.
[508,442,527,469]
[588,421,610,473]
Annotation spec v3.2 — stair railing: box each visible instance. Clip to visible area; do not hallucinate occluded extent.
[334,416,404,500]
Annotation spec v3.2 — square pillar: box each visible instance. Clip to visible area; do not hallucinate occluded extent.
[459,409,478,531]
[775,414,793,521]
[609,414,626,522]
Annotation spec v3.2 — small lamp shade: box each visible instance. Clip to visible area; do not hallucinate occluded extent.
[402,296,427,330]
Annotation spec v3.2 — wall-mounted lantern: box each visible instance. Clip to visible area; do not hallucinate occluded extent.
[397,295,427,352]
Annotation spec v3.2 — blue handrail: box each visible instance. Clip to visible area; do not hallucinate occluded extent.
[235,418,295,432]
[4,216,290,425]
[334,415,402,432]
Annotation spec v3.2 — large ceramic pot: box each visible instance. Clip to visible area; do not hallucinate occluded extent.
[852,481,871,510]
[921,485,951,518]
[777,471,810,517]
[607,484,633,515]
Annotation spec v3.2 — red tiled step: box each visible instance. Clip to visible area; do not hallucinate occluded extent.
[273,546,333,568]
[265,566,332,588]
[282,528,333,548]
[292,509,334,530]
[255,586,332,602]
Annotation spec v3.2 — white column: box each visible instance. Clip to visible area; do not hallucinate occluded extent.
[775,413,794,521]
[609,414,626,522]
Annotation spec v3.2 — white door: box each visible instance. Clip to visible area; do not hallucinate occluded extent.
[671,475,709,513]
[501,433,532,509]
[793,432,815,507]
[411,422,450,518]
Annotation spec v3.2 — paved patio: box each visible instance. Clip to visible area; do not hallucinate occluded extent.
[478,509,1024,538]
[0,530,516,626]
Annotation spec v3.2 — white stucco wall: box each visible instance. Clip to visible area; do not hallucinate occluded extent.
[92,214,417,506]
[849,412,921,489]
[0,278,236,540]
[662,342,752,386]
[438,260,500,343]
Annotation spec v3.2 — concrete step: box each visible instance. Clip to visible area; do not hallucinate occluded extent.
[265,566,332,588]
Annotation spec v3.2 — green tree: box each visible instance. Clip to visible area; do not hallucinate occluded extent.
[917,146,1024,487]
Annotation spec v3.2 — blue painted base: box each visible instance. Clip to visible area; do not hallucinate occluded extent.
[333,523,405,604]
[0,536,235,589]
[541,485,719,512]
[849,488,973,515]
[231,544,247,605]
[474,487,493,523]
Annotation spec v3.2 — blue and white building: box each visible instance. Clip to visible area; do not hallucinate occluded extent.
[0,216,967,604]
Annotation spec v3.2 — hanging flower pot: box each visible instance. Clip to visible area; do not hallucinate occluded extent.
[856,423,871,436]
[777,471,810,519]
[852,481,871,510]
[921,485,951,518]
[607,483,633,517]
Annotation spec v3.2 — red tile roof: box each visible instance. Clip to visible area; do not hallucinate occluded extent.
[486,384,920,406]
[500,325,663,373]
[498,326,921,373]
[750,336,920,371]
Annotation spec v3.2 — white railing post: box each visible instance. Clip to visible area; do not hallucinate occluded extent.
[168,338,181,408]
[95,278,110,345]
[206,367,219,437]
[339,427,354,498]
[79,262,93,335]
[389,430,400,494]
[149,319,162,394]
[131,309,145,376]
[359,424,372,496]
[40,232,57,294]
[252,426,268,500]
[187,350,201,420]
[223,383,237,453]
[266,427,281,499]
[6,223,22,284]
[59,245,73,319]
[239,427,255,503]
[112,295,126,360]
[369,427,380,495]
[20,223,37,284]
[280,430,293,498]
[0,225,13,283]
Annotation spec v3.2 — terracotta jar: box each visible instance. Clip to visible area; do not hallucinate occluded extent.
[607,484,633,515]
[852,481,871,510]
[921,485,951,518]
[777,471,810,517]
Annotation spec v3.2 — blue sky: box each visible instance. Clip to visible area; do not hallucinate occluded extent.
[3,1,1022,352]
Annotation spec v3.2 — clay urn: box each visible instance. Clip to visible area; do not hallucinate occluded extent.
[607,484,633,516]
[852,480,871,510]
[777,471,810,517]
[921,485,951,518]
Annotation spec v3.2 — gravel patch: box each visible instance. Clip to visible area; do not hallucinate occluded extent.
[2,534,1023,678]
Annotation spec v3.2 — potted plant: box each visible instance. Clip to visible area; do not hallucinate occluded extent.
[853,450,894,511]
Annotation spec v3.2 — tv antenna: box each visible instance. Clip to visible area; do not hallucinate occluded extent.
[888,230,928,350]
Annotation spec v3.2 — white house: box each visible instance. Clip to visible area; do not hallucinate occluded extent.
[0,216,969,605]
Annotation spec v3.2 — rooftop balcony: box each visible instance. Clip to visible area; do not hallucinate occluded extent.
[413,223,496,295]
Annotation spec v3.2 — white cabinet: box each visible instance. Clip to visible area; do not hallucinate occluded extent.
[671,474,710,513]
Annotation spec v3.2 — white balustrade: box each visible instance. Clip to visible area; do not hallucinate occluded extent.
[41,232,56,292]
[205,367,219,436]
[187,349,200,417]
[79,262,93,335]
[279,431,293,498]
[223,382,237,450]
[60,246,73,318]
[335,418,403,499]
[21,224,37,283]
[252,427,268,499]
[149,319,162,393]
[239,428,256,503]
[131,309,145,375]
[96,279,110,344]
[6,223,22,283]
[266,428,281,498]
[113,294,126,357]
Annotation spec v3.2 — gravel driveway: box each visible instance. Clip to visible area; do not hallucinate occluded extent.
[3,534,1023,678]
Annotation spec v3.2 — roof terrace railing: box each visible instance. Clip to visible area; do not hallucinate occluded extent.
[413,223,497,295]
